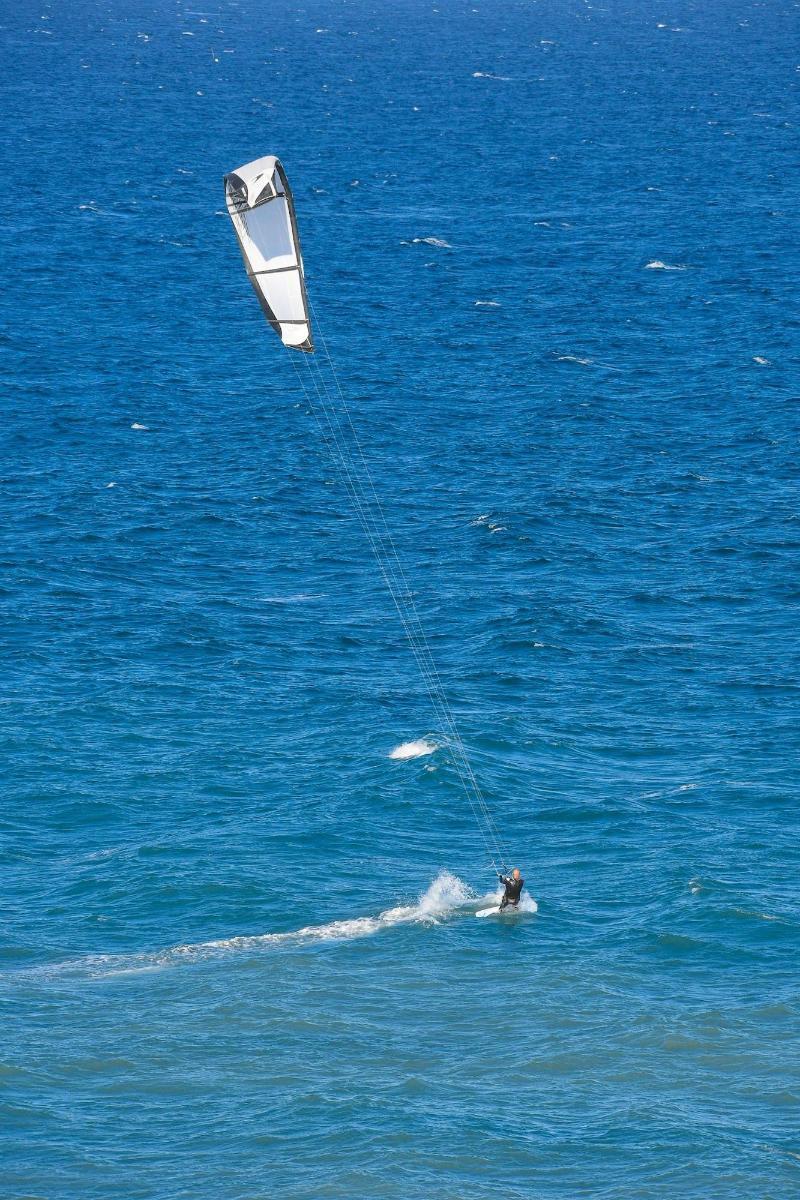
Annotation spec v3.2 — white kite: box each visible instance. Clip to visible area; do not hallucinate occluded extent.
[224,155,313,352]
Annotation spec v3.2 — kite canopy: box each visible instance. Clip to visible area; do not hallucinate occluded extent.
[224,155,313,352]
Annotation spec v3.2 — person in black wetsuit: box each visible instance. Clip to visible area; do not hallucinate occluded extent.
[498,867,524,910]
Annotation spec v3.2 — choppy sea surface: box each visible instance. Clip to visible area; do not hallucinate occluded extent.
[2,0,799,1196]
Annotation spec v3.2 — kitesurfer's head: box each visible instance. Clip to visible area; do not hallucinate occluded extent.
[512,867,521,880]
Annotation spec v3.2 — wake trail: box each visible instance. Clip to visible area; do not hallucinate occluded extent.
[13,872,532,982]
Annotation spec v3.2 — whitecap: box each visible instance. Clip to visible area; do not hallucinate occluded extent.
[753,356,770,365]
[475,300,501,307]
[389,738,437,760]
[259,593,320,604]
[130,422,149,430]
[83,846,123,861]
[409,236,452,248]
[556,353,593,365]
[732,907,786,924]
[644,260,688,270]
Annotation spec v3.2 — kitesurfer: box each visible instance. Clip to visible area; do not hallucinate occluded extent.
[498,868,524,910]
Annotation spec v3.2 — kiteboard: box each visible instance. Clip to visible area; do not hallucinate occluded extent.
[476,905,522,919]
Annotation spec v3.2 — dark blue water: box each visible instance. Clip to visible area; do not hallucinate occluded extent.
[2,0,799,1195]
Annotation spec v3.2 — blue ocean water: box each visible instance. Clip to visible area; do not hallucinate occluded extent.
[2,0,799,1195]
